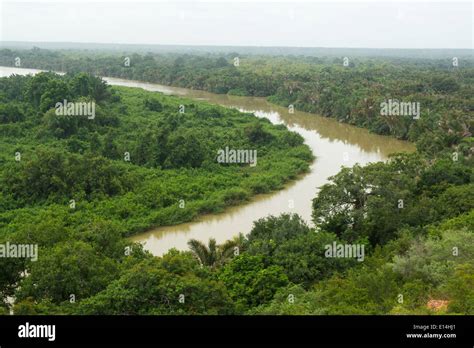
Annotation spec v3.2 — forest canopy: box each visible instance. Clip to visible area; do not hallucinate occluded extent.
[0,49,472,315]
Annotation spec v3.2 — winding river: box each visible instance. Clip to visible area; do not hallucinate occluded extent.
[1,66,415,256]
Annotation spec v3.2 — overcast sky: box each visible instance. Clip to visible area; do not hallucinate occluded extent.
[1,0,472,48]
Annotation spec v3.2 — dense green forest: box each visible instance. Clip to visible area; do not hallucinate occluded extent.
[3,42,472,58]
[0,49,472,315]
[1,48,472,160]
[0,71,312,314]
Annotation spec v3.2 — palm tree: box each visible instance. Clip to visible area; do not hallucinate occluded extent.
[187,238,218,267]
[187,235,244,268]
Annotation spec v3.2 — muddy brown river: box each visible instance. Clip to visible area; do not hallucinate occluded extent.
[1,66,415,256]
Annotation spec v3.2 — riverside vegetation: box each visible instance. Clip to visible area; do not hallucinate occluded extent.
[0,48,472,314]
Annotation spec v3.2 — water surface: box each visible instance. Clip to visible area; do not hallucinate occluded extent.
[0,66,415,256]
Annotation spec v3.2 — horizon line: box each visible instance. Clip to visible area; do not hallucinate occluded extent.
[1,41,472,51]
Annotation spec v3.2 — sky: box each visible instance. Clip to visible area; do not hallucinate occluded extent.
[0,0,472,48]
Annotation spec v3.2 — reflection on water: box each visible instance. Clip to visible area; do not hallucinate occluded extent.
[0,67,415,256]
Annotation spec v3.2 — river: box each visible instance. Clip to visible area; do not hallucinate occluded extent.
[0,66,415,256]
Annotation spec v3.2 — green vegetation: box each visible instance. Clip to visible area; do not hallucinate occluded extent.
[0,71,311,313]
[0,49,472,315]
[1,48,472,160]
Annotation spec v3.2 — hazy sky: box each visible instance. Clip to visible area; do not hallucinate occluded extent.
[1,0,472,48]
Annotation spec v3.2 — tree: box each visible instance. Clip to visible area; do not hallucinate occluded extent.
[102,132,121,160]
[245,214,356,287]
[187,238,238,268]
[42,108,79,138]
[165,130,207,168]
[88,75,110,102]
[0,103,25,123]
[25,72,56,107]
[431,76,460,93]
[144,97,163,112]
[76,256,235,315]
[244,122,272,144]
[16,241,119,304]
[445,264,474,314]
[218,254,288,311]
[70,73,92,97]
[38,78,70,113]
[249,285,323,315]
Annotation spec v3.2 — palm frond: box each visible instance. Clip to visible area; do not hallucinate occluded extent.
[187,239,210,266]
